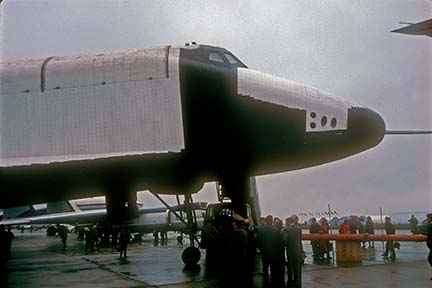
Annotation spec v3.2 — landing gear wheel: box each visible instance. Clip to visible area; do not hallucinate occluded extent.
[181,246,201,266]
[47,226,57,236]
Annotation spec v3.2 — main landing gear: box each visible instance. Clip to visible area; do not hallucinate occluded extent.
[150,192,201,266]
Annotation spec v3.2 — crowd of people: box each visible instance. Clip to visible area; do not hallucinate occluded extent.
[334,215,399,260]
[334,215,404,261]
[43,213,432,283]
[2,212,432,284]
[202,213,303,288]
[56,222,131,260]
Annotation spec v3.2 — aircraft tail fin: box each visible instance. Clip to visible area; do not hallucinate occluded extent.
[391,19,432,37]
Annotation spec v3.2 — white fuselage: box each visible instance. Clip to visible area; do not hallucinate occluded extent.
[1,47,184,160]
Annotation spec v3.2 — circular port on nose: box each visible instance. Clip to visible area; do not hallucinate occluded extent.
[310,122,316,129]
[310,112,316,118]
[321,116,327,127]
[331,117,337,128]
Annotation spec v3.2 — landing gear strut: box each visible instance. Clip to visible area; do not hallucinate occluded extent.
[219,173,251,218]
[150,192,201,266]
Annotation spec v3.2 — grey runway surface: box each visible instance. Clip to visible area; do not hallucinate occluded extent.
[3,230,431,287]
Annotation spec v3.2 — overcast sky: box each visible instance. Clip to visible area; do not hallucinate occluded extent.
[1,0,431,219]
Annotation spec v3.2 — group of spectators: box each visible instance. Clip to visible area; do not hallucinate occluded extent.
[337,216,398,260]
[201,213,255,287]
[202,213,303,288]
[337,216,376,248]
[257,214,303,288]
[75,223,130,258]
[309,217,332,262]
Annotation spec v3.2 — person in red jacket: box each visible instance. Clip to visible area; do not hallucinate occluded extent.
[319,218,332,261]
[339,220,350,234]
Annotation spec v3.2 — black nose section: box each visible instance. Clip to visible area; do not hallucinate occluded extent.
[348,107,386,149]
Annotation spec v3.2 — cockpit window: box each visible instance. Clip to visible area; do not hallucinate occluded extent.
[209,52,225,63]
[224,53,238,65]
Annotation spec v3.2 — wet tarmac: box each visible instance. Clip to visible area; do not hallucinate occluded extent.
[3,230,431,287]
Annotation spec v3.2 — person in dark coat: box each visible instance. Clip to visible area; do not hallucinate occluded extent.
[257,215,284,287]
[224,213,249,288]
[84,226,93,252]
[91,224,100,251]
[0,225,9,268]
[214,214,233,282]
[425,213,432,280]
[283,215,303,288]
[57,225,68,250]
[383,217,396,261]
[5,226,14,261]
[365,216,375,248]
[201,218,219,265]
[309,217,321,262]
[119,225,130,260]
[409,215,419,235]
[77,226,85,241]
[241,219,256,288]
[348,217,358,234]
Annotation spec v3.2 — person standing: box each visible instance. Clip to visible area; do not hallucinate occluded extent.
[383,217,396,261]
[319,218,331,261]
[365,216,375,248]
[119,225,130,260]
[309,218,321,262]
[91,224,100,251]
[348,218,358,234]
[242,219,256,288]
[339,220,350,234]
[274,217,283,233]
[0,225,10,269]
[358,218,366,248]
[77,226,85,241]
[201,218,219,266]
[5,227,14,261]
[425,213,432,280]
[409,215,419,235]
[84,226,93,252]
[225,214,249,288]
[257,215,283,286]
[57,225,69,251]
[283,215,303,288]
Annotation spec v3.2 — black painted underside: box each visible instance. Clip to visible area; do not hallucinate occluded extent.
[0,45,385,215]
